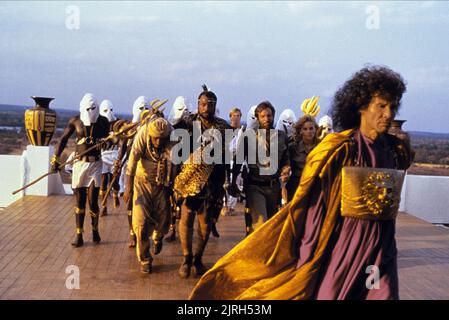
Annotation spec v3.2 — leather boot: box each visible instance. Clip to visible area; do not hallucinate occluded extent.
[128,232,136,248]
[211,222,220,238]
[72,208,85,247]
[244,208,253,237]
[152,233,163,255]
[165,224,176,242]
[127,211,136,247]
[100,206,108,217]
[192,254,208,277]
[90,210,101,244]
[71,233,84,247]
[191,227,210,276]
[140,262,152,274]
[113,191,120,208]
[178,254,192,279]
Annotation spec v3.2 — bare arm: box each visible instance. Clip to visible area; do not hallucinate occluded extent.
[54,117,76,157]
[125,124,147,177]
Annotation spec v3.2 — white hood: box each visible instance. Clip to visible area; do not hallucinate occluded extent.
[275,109,297,138]
[99,100,116,122]
[168,96,191,125]
[318,115,333,139]
[79,93,99,126]
[132,96,150,123]
[246,105,259,130]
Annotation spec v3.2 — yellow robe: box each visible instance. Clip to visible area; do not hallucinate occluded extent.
[189,129,411,300]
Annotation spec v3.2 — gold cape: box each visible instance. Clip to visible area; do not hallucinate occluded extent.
[189,129,412,300]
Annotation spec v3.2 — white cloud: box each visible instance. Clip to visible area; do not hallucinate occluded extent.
[97,15,162,24]
[304,15,345,29]
[407,66,449,89]
[421,1,436,9]
[286,1,319,14]
[162,60,200,73]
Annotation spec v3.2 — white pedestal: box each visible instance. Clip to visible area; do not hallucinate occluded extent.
[0,154,23,207]
[23,145,65,196]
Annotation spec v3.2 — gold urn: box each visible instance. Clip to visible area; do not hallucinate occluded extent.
[24,96,57,146]
[388,119,411,147]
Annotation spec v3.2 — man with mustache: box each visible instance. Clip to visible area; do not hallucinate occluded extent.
[173,85,231,279]
[228,101,290,232]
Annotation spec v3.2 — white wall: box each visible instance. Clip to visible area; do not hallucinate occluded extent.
[2,147,449,224]
[400,174,449,224]
[0,145,65,207]
[0,154,24,207]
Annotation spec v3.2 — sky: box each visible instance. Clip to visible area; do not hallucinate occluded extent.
[1,1,448,133]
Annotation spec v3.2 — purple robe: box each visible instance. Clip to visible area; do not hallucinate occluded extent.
[296,130,399,299]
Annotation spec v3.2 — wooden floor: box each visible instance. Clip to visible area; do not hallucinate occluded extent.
[0,195,449,300]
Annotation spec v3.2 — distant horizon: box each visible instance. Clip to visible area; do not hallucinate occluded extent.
[1,2,448,133]
[2,102,449,136]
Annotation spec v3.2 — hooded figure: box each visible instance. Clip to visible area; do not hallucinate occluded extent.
[246,105,259,130]
[100,100,117,122]
[317,115,334,140]
[79,93,100,126]
[132,96,150,123]
[168,96,191,126]
[275,109,297,139]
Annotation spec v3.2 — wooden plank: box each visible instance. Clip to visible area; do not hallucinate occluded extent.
[1,195,449,299]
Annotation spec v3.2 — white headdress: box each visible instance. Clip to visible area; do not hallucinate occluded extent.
[132,96,150,123]
[79,93,99,126]
[318,115,333,140]
[99,100,116,122]
[246,105,259,130]
[168,96,191,125]
[275,109,297,138]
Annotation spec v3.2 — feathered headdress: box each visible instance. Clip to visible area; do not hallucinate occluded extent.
[300,95,321,118]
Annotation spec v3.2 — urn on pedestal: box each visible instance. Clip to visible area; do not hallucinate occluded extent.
[389,119,411,146]
[24,96,57,146]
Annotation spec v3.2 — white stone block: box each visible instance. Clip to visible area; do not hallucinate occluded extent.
[0,155,23,207]
[401,175,449,224]
[23,145,65,196]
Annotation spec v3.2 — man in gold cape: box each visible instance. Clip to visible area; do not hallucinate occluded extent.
[189,126,412,300]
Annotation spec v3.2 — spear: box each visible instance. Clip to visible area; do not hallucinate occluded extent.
[12,140,108,195]
[101,152,129,207]
[11,99,168,195]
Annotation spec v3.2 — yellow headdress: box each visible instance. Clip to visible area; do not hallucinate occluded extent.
[300,95,321,118]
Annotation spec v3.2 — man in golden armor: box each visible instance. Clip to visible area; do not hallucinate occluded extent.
[173,85,231,279]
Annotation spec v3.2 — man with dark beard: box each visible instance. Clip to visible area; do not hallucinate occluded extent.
[174,85,231,279]
[228,101,290,232]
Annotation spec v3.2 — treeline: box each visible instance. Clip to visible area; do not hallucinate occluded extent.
[0,110,77,129]
[0,109,131,129]
[411,137,449,165]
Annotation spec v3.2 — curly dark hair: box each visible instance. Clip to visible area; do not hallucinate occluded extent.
[331,65,406,131]
[255,101,276,119]
[292,115,318,142]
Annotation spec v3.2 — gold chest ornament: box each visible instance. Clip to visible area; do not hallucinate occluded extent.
[341,167,405,220]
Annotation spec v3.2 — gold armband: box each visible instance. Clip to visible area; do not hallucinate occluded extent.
[50,155,61,166]
[341,167,405,220]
